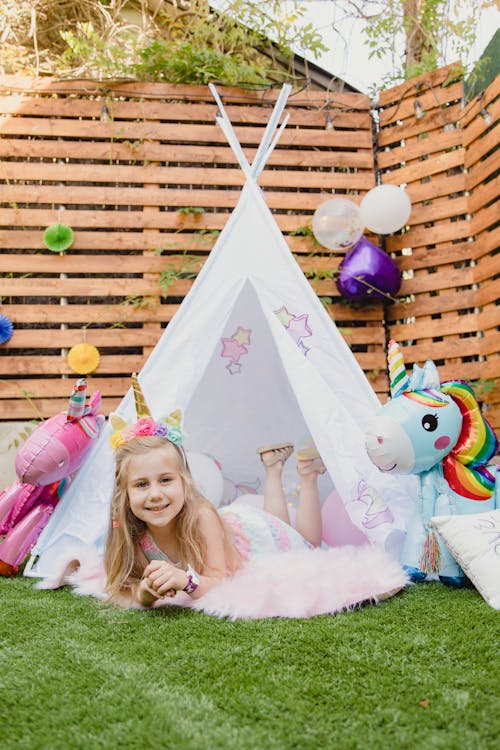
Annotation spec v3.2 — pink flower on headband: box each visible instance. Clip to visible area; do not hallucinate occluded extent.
[127,417,156,438]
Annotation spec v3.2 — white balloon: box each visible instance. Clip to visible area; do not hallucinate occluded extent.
[185,451,224,507]
[312,197,364,250]
[360,185,411,234]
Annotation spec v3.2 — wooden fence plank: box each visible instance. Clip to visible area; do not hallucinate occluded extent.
[389,314,480,340]
[0,161,374,191]
[0,377,131,398]
[1,398,123,420]
[0,139,374,169]
[0,185,372,210]
[0,277,194,297]
[377,128,462,168]
[462,98,500,148]
[471,203,499,235]
[405,196,468,226]
[0,76,371,109]
[380,148,465,185]
[378,81,463,125]
[468,173,500,212]
[387,219,470,251]
[2,329,162,348]
[464,126,499,170]
[4,303,178,324]
[399,173,466,204]
[0,118,374,149]
[0,96,372,128]
[395,241,472,271]
[0,208,318,233]
[0,355,148,376]
[377,103,463,147]
[471,225,500,261]
[378,63,462,107]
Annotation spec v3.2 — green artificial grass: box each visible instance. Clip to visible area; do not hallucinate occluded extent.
[0,578,498,750]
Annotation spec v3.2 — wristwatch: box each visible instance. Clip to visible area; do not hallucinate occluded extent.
[183,565,200,594]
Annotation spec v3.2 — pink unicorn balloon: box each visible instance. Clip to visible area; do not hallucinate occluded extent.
[0,379,105,576]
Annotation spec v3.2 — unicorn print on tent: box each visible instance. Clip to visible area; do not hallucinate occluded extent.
[25,84,416,582]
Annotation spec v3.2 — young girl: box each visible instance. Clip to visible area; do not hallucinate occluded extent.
[104,425,326,608]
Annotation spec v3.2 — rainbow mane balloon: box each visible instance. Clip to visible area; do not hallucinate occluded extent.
[365,342,498,587]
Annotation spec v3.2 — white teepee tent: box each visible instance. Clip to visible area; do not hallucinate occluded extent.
[25,85,415,580]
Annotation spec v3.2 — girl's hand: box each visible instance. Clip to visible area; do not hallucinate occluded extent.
[137,574,162,607]
[143,559,188,598]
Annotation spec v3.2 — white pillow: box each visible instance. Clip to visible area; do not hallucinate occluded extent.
[432,509,500,610]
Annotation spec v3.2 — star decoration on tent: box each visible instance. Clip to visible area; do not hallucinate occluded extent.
[220,337,248,362]
[274,306,294,327]
[287,314,312,344]
[220,326,253,374]
[274,306,312,356]
[233,326,252,346]
[226,361,242,375]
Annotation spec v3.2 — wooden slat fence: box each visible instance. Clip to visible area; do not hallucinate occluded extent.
[0,69,498,434]
[0,75,382,419]
[378,64,499,434]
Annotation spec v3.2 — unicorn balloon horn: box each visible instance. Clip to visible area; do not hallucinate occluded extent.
[387,340,410,398]
[66,378,87,422]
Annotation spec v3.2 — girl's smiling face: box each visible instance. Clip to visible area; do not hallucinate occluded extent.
[126,446,185,530]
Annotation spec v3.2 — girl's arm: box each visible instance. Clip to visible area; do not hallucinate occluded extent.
[143,506,230,601]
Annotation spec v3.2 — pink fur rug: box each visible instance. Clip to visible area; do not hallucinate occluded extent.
[38,544,408,619]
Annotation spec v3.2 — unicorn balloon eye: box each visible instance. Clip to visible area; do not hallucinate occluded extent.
[422,414,438,432]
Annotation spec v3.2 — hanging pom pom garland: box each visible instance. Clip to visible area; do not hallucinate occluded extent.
[67,335,100,375]
[0,313,14,344]
[43,223,74,253]
[67,342,100,375]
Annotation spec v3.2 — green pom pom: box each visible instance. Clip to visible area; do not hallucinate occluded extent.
[43,224,74,252]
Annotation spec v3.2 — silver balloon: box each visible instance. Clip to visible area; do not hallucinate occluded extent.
[312,198,364,250]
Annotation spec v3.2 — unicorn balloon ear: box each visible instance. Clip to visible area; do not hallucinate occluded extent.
[387,340,410,398]
[87,389,102,415]
[409,359,441,391]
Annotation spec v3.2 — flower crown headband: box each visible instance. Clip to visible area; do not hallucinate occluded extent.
[109,373,184,451]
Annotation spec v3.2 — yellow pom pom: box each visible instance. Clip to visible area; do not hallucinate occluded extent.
[67,342,100,374]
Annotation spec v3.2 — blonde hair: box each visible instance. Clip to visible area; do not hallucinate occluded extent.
[104,436,240,604]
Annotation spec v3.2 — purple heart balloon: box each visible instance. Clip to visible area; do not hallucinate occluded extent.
[336,237,402,301]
